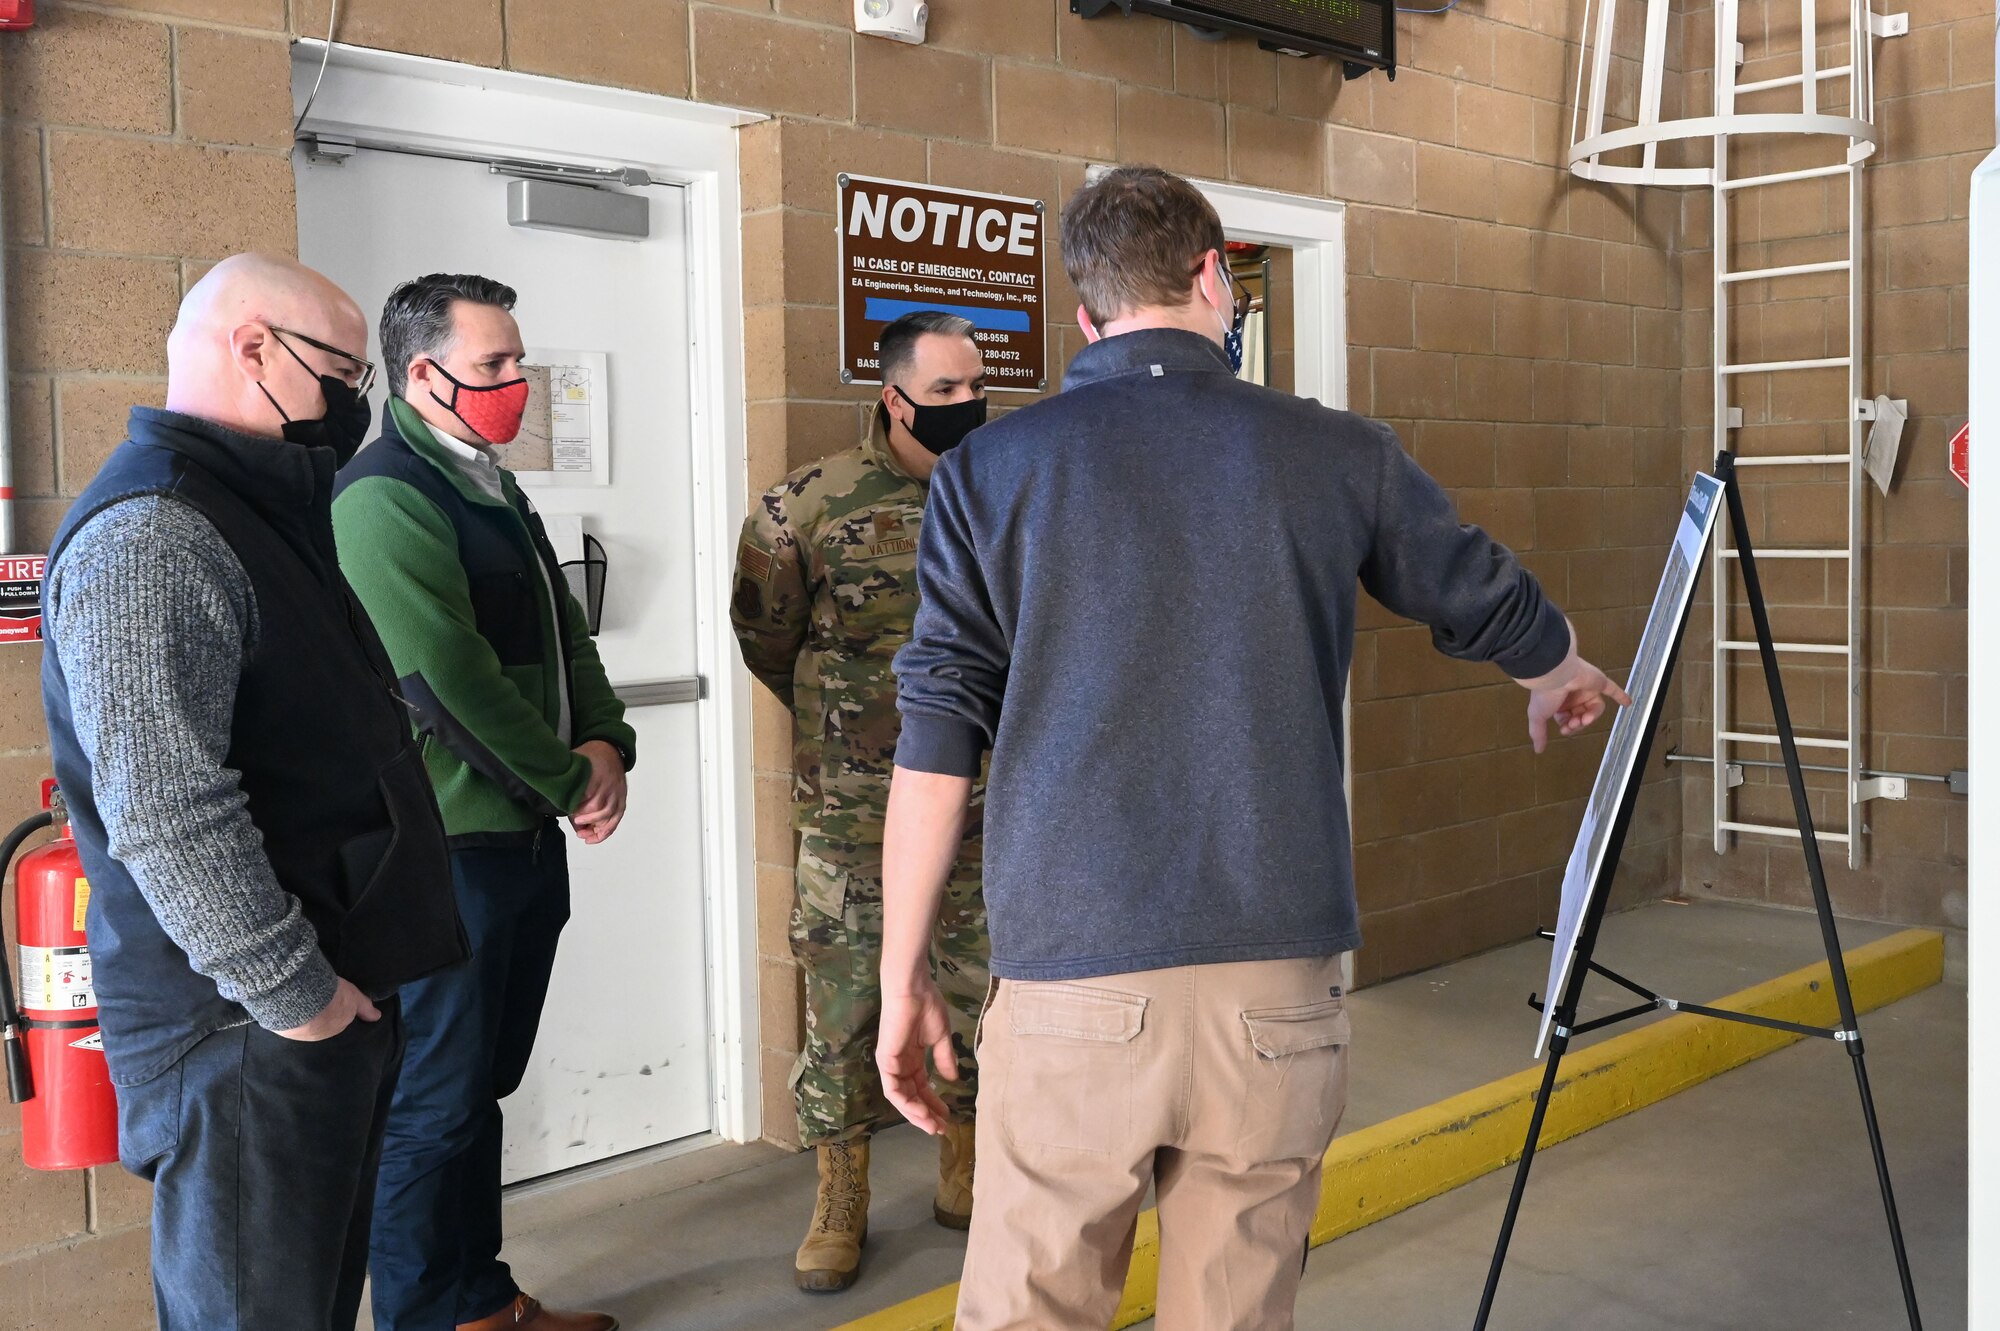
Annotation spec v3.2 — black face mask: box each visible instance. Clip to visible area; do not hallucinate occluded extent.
[892,386,988,457]
[258,333,373,465]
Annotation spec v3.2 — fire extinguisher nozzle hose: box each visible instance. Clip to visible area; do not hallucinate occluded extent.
[0,810,57,1105]
[2,1026,28,1106]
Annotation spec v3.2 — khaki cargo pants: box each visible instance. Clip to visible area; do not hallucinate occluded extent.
[956,954,1350,1331]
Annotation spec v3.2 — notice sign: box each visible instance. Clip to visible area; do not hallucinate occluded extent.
[838,174,1046,393]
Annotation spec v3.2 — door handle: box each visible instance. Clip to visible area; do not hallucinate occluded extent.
[615,676,704,706]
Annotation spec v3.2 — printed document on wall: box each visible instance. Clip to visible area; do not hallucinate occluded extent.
[508,349,612,487]
[1535,472,1726,1057]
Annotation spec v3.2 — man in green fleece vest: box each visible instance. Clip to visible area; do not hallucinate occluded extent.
[331,273,634,1331]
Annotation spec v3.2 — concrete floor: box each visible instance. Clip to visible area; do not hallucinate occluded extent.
[440,901,1962,1331]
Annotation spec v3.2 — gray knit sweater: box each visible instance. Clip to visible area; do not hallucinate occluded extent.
[43,494,336,1032]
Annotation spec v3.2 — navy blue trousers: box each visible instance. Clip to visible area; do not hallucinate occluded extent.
[368,836,570,1330]
[119,1000,406,1331]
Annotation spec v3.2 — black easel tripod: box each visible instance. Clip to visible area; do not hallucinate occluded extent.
[1471,452,1923,1330]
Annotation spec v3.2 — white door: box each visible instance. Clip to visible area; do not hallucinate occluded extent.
[297,148,714,1181]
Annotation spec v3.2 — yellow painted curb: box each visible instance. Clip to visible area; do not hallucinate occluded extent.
[832,928,1945,1331]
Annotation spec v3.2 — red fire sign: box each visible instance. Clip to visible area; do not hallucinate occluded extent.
[1,554,46,644]
[1950,422,1969,489]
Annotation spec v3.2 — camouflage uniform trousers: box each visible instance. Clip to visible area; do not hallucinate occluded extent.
[789,831,988,1147]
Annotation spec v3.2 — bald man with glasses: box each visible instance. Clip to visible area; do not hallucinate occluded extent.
[40,252,466,1331]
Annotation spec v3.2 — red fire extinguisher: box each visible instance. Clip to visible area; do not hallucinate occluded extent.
[2,781,119,1170]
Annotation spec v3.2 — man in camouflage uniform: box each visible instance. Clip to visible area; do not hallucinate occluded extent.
[731,311,992,1293]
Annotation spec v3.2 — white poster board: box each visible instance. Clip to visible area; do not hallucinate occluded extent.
[1536,473,1727,1056]
[501,348,610,487]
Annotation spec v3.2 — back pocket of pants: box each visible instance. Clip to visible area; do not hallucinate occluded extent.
[1237,999,1351,1162]
[116,1058,184,1178]
[1000,982,1147,1156]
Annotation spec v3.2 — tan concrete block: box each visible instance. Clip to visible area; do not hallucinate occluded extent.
[743,305,787,402]
[1326,129,1413,209]
[51,134,295,261]
[1057,3,1173,89]
[856,37,989,143]
[1952,17,1995,88]
[90,1162,153,1233]
[1414,283,1495,355]
[11,499,67,556]
[775,0,851,23]
[4,126,46,246]
[1172,22,1224,100]
[995,61,1115,160]
[761,1047,802,1149]
[1530,359,1603,425]
[0,7,171,135]
[1224,38,1279,111]
[755,771,797,868]
[760,956,805,1052]
[1366,68,1455,146]
[1407,11,1495,84]
[1117,87,1226,181]
[1531,232,1603,302]
[782,305,873,403]
[929,0,1057,63]
[58,378,167,494]
[1493,158,1563,230]
[1491,23,1567,103]
[8,377,55,500]
[1455,220,1533,293]
[0,640,50,757]
[693,7,852,119]
[1566,299,1633,366]
[1887,219,1969,292]
[1275,52,1342,122]
[176,28,294,151]
[295,0,503,67]
[1410,419,1495,489]
[1455,83,1534,162]
[777,119,927,213]
[1347,276,1413,349]
[1494,423,1567,487]
[1371,348,1455,420]
[1376,208,1456,283]
[1456,354,1535,423]
[90,0,283,26]
[1635,307,1679,368]
[757,863,796,960]
[782,208,841,308]
[1414,143,1497,222]
[1227,107,1323,194]
[739,120,784,213]
[7,253,178,376]
[1885,85,1992,162]
[1534,487,1604,551]
[505,0,690,97]
[740,211,787,310]
[928,141,1062,212]
[786,400,865,470]
[0,1224,156,1331]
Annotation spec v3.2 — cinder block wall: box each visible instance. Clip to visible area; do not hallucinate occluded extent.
[0,0,1958,1318]
[1675,1,1980,930]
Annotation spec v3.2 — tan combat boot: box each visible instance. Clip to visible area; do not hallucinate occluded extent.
[934,1119,975,1230]
[795,1139,870,1292]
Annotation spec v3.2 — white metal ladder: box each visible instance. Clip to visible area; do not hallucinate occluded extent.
[1706,2,1906,869]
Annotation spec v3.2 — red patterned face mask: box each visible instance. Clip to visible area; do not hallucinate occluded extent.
[425,359,531,445]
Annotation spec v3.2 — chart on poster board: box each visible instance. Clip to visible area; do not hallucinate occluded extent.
[1536,473,1726,1056]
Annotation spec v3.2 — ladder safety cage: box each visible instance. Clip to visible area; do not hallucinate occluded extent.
[1566,0,1909,869]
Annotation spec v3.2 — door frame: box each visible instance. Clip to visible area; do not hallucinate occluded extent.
[292,44,770,1144]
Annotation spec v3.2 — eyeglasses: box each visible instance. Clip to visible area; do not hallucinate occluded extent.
[1192,257,1252,324]
[271,326,377,395]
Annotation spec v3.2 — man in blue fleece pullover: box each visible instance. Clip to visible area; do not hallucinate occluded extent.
[874,166,1629,1331]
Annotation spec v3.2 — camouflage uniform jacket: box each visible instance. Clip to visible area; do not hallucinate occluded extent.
[732,415,981,843]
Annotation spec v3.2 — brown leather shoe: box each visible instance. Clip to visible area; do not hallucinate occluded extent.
[456,1293,618,1331]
